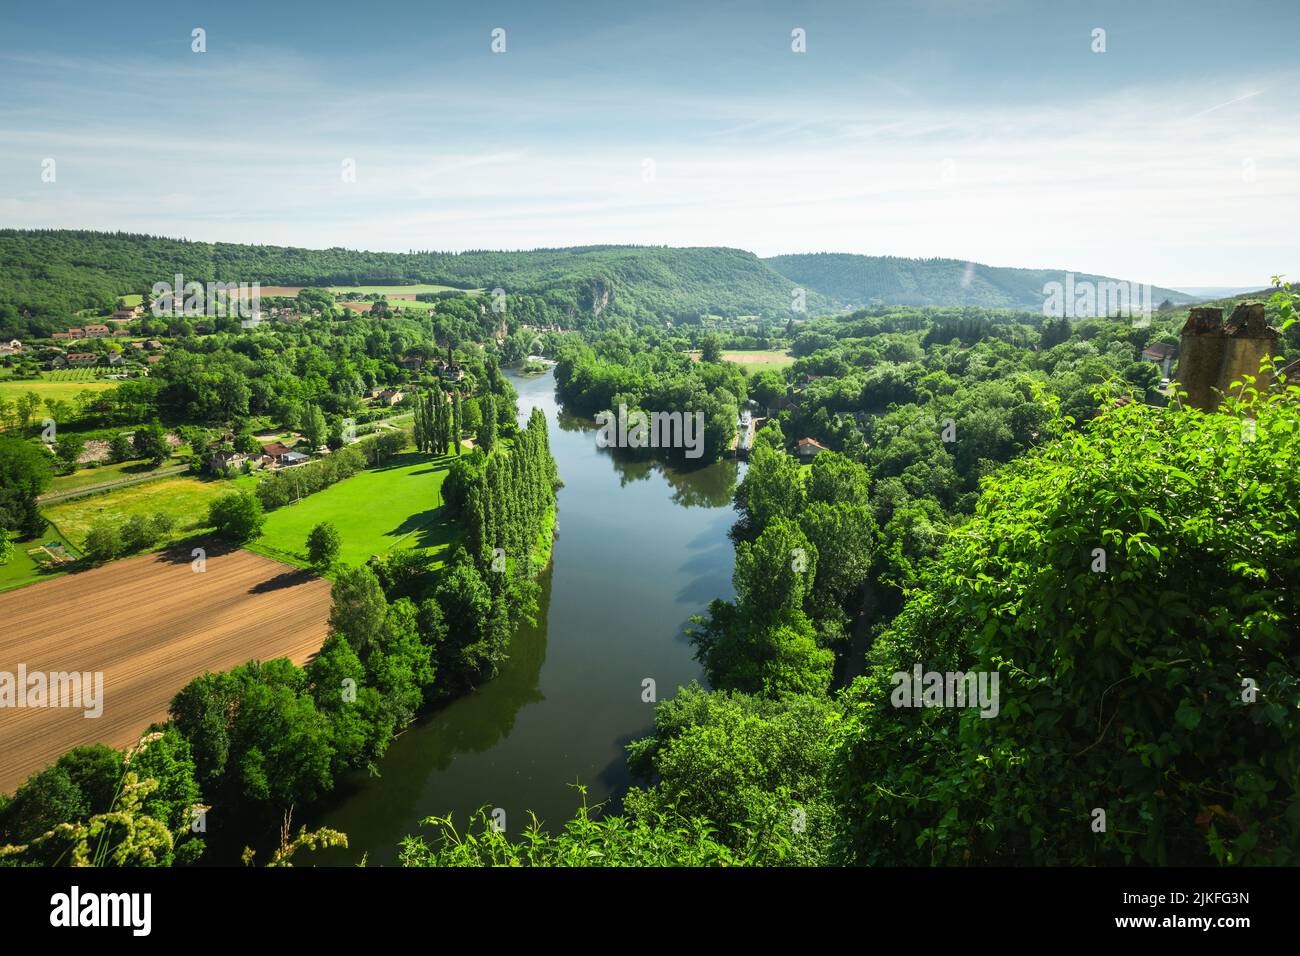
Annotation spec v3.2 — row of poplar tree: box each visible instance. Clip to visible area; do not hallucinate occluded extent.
[411,385,463,456]
[457,406,557,579]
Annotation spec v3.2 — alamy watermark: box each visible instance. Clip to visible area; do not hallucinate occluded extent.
[595,404,705,459]
[151,274,261,321]
[1042,272,1151,325]
[890,664,1000,718]
[0,665,103,717]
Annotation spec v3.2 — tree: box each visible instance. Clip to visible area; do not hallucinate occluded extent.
[690,518,832,698]
[624,684,839,864]
[132,423,169,466]
[301,404,327,450]
[0,530,13,566]
[328,564,389,655]
[53,433,84,473]
[109,433,134,463]
[700,333,724,364]
[306,521,341,573]
[732,442,805,541]
[0,436,53,538]
[14,392,41,432]
[82,523,121,564]
[478,394,497,454]
[832,390,1300,866]
[207,491,264,542]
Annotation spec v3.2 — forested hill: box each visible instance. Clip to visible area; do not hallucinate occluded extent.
[0,230,834,333]
[764,252,1198,310]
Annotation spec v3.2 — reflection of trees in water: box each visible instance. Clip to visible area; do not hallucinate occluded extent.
[603,451,740,508]
[301,569,554,863]
[556,407,739,506]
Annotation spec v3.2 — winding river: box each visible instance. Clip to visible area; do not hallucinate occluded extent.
[302,367,740,864]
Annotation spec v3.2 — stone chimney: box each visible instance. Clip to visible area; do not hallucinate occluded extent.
[1176,301,1277,411]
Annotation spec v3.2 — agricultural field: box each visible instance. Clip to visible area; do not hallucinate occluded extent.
[0,546,332,795]
[326,283,474,296]
[248,450,456,571]
[0,370,117,416]
[42,474,257,548]
[688,349,796,369]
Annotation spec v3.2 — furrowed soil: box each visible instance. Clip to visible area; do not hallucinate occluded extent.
[0,543,331,795]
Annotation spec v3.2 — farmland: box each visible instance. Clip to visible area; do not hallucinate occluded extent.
[687,349,796,369]
[0,370,117,416]
[0,546,332,795]
[247,450,455,571]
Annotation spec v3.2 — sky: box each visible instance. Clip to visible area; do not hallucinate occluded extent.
[1,0,1297,289]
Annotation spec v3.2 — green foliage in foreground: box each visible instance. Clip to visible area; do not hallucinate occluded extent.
[624,684,840,865]
[831,386,1300,865]
[397,791,747,867]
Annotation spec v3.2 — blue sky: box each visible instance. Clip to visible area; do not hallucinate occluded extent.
[1,0,1297,287]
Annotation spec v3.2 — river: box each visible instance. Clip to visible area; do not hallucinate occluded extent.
[302,367,740,864]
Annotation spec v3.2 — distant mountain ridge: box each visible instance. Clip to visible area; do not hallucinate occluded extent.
[764,252,1199,312]
[0,230,1208,338]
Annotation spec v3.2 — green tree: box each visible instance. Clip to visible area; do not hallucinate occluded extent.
[306,521,341,573]
[301,404,327,450]
[132,423,169,466]
[53,433,84,473]
[108,432,134,463]
[82,522,121,564]
[328,564,389,656]
[832,390,1300,866]
[0,436,53,538]
[207,491,265,542]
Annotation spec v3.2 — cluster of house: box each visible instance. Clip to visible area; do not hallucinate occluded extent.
[208,440,312,474]
[47,340,165,370]
[51,325,115,340]
[0,339,22,357]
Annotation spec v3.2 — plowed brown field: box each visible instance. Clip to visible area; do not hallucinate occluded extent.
[0,545,332,795]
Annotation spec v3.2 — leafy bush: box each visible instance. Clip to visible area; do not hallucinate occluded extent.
[831,387,1300,865]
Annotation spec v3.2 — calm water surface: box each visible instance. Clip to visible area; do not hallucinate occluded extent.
[303,367,739,864]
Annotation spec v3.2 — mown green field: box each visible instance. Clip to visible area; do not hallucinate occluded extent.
[247,451,456,572]
[42,474,257,548]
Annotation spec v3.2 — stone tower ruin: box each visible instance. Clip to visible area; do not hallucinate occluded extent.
[1176,301,1277,412]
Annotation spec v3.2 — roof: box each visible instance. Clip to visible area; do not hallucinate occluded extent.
[262,442,294,456]
[797,437,828,451]
[1142,342,1179,359]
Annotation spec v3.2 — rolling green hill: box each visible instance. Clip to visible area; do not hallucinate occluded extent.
[764,252,1199,311]
[0,231,833,337]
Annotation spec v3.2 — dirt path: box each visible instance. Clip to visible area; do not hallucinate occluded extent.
[0,545,332,795]
[39,464,189,504]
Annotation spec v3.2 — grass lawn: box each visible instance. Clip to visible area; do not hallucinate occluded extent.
[247,450,457,572]
[0,372,117,417]
[687,349,796,370]
[0,526,77,594]
[42,474,257,548]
